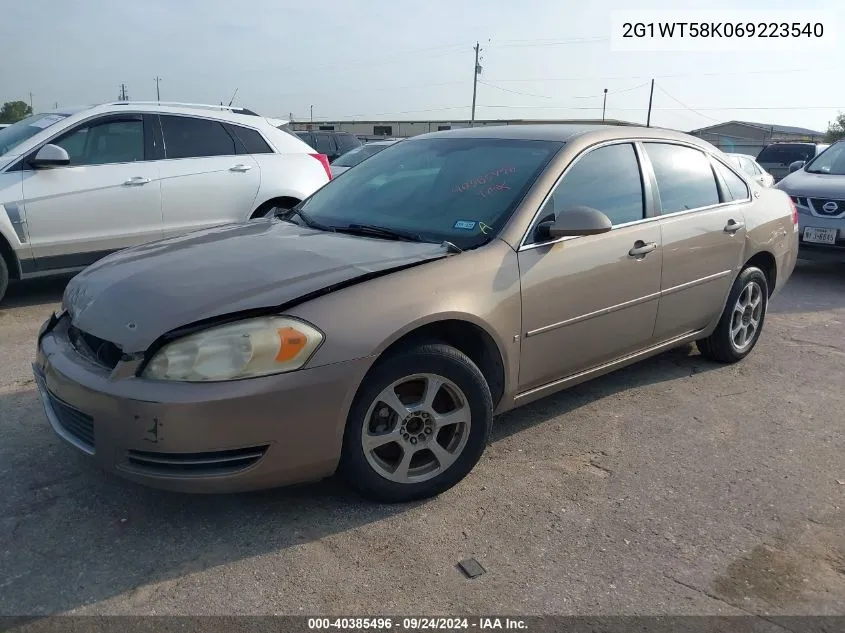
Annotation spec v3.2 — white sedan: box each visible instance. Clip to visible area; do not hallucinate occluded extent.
[726,153,775,188]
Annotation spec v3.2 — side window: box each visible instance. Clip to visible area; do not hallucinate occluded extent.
[549,143,644,227]
[644,143,720,214]
[749,161,763,176]
[160,115,236,159]
[54,119,144,166]
[230,125,273,154]
[714,161,750,201]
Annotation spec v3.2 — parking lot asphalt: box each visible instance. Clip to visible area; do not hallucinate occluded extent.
[1,261,844,616]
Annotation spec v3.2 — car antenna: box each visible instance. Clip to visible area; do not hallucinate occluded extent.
[441,240,463,253]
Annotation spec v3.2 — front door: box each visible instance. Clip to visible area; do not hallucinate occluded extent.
[21,114,162,270]
[641,143,749,340]
[157,114,261,238]
[518,142,663,392]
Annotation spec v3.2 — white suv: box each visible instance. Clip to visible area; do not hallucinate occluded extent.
[0,102,332,302]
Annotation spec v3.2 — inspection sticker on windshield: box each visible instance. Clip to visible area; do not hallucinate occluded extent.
[453,220,477,231]
[29,114,65,129]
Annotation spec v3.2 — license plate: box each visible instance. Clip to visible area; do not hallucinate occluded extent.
[803,227,838,244]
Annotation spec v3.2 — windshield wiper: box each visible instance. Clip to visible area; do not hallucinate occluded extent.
[281,207,335,232]
[335,223,424,243]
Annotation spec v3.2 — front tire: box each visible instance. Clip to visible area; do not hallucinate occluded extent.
[697,266,768,363]
[339,343,493,503]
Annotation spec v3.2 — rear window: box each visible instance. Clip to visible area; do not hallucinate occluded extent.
[756,144,816,164]
[337,133,362,153]
[230,125,273,154]
[311,133,335,155]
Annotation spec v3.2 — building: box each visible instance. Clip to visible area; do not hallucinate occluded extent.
[688,121,824,158]
[289,118,638,139]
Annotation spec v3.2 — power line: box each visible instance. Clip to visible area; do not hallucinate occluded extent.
[488,36,608,49]
[478,80,552,100]
[492,36,607,44]
[273,42,467,77]
[477,104,844,111]
[484,67,838,83]
[655,84,721,123]
[330,106,469,119]
[571,82,650,100]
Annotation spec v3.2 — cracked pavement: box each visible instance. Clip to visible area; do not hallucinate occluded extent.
[1,261,844,616]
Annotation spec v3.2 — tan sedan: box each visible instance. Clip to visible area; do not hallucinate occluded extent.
[34,125,798,502]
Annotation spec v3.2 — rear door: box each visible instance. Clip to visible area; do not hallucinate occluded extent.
[21,113,162,270]
[157,114,260,237]
[644,142,749,341]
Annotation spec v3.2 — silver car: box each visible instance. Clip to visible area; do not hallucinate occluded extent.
[725,153,774,188]
[776,139,845,261]
[330,139,402,177]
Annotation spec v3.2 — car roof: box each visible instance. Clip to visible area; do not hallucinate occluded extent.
[416,123,715,149]
[52,102,286,128]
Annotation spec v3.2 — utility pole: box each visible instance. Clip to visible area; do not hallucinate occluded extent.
[54,102,58,109]
[154,76,162,102]
[118,83,128,101]
[470,41,481,127]
[29,92,33,111]
[310,105,314,122]
[646,79,654,127]
[602,88,608,122]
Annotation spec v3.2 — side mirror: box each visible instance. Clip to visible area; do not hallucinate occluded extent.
[29,144,70,168]
[788,160,805,173]
[535,205,613,241]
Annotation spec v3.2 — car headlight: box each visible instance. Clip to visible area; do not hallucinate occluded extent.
[142,316,323,382]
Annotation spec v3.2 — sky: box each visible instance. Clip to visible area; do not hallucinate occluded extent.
[2,0,843,133]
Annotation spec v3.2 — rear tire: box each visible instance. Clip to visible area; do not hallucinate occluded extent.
[0,255,9,304]
[339,343,493,503]
[697,266,768,363]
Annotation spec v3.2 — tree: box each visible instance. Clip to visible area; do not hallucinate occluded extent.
[0,100,33,124]
[824,113,845,143]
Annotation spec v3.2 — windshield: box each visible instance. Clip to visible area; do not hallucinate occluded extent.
[756,144,816,164]
[299,137,562,250]
[0,113,68,157]
[805,141,845,175]
[333,143,391,168]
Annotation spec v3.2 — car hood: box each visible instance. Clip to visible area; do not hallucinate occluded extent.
[63,220,448,353]
[776,169,845,197]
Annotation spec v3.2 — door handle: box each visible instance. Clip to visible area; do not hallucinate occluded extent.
[724,219,745,234]
[628,240,657,257]
[123,177,150,186]
[230,164,252,172]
